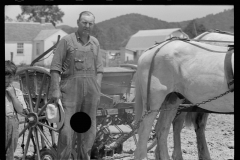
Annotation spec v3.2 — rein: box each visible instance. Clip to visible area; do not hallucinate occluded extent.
[146,38,188,111]
[208,29,234,36]
[146,37,233,112]
[190,39,233,44]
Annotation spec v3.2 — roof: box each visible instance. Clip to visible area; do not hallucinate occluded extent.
[5,22,55,42]
[131,28,181,37]
[126,28,183,51]
[34,29,61,40]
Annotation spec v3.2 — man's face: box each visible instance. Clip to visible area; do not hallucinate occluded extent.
[77,14,95,36]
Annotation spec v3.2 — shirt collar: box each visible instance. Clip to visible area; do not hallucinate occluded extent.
[75,32,94,46]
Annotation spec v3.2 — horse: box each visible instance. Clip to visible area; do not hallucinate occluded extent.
[146,30,234,156]
[169,30,234,160]
[134,33,234,160]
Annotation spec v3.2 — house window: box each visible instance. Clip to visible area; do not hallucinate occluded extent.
[17,43,24,54]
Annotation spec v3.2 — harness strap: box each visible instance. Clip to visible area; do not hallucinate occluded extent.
[191,39,234,44]
[209,29,234,36]
[195,31,210,40]
[146,38,189,111]
[224,48,234,92]
[190,29,234,44]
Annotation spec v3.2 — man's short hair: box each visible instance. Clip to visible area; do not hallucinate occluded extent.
[78,11,95,21]
[5,60,17,75]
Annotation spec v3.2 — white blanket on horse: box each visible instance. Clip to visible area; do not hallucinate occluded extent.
[138,40,234,113]
[195,32,234,46]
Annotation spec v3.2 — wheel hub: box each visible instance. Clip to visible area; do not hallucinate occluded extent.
[27,112,39,127]
[42,155,53,160]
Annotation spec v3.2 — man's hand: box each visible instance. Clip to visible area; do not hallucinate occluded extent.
[52,89,62,103]
[23,108,29,115]
[6,86,16,99]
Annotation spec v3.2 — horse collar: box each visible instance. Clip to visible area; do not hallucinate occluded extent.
[224,48,234,92]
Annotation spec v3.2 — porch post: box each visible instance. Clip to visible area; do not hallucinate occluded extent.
[10,52,13,62]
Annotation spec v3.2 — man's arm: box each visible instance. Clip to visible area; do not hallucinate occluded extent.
[96,44,104,87]
[15,88,27,109]
[6,86,23,114]
[50,70,61,103]
[15,88,29,114]
[50,38,68,103]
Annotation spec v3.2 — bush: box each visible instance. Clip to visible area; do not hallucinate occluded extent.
[17,62,29,68]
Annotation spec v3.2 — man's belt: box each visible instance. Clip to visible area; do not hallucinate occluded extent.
[61,70,96,79]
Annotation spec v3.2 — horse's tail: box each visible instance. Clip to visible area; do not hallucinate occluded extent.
[134,70,144,125]
[184,112,194,128]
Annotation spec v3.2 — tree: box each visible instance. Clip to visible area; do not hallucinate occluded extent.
[5,15,14,22]
[183,19,207,38]
[16,5,64,25]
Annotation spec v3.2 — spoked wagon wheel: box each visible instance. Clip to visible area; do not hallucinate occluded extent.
[16,66,59,160]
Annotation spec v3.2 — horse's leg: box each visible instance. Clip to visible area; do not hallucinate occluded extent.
[135,110,159,160]
[171,112,187,160]
[185,112,211,160]
[134,77,167,160]
[155,93,184,160]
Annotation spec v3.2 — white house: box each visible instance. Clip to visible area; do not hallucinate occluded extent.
[120,47,136,62]
[5,19,68,66]
[100,49,109,67]
[124,28,189,62]
[107,50,121,60]
[32,29,67,66]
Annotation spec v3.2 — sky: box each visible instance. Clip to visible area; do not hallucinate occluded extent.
[5,5,233,27]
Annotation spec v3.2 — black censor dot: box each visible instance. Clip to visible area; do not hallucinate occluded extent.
[70,112,91,133]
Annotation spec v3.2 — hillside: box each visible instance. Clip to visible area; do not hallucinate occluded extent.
[57,8,234,50]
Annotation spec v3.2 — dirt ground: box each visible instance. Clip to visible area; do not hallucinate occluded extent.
[14,113,234,160]
[12,81,234,160]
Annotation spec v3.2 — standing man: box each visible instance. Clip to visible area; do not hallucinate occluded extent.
[50,11,103,160]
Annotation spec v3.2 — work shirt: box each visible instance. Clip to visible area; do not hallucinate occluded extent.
[50,33,103,75]
[6,86,27,116]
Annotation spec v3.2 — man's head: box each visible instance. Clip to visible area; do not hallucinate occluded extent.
[5,60,17,88]
[77,11,95,36]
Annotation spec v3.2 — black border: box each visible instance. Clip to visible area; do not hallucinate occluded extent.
[4,3,236,160]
